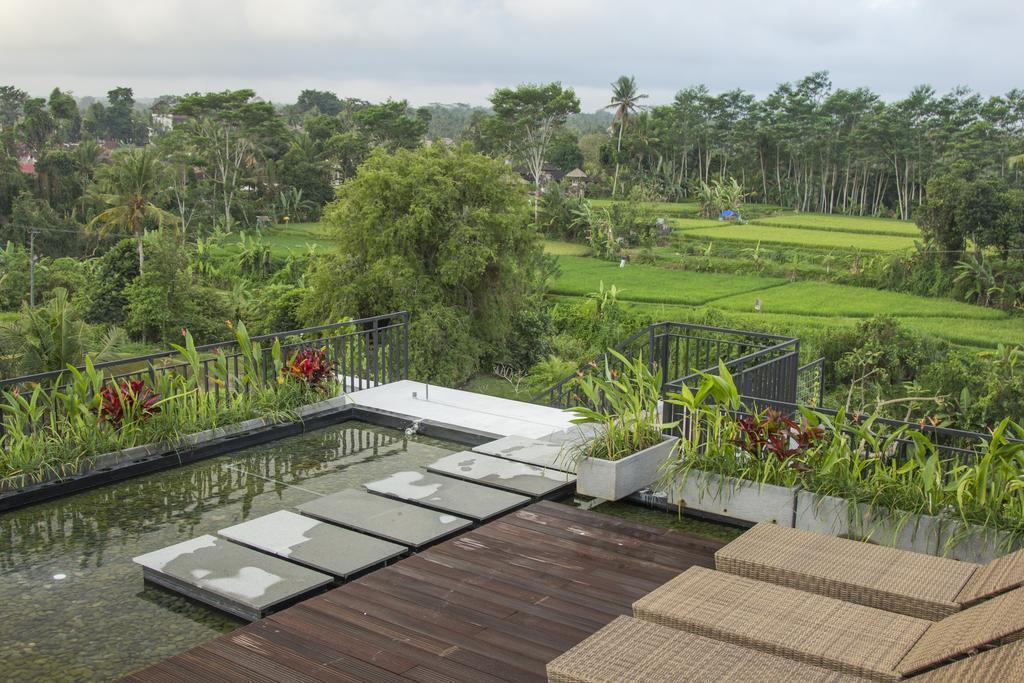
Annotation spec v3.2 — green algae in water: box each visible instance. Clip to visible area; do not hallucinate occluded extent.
[0,421,460,682]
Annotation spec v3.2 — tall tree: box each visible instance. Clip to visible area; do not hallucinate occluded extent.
[605,76,648,196]
[175,89,290,227]
[105,86,136,143]
[485,83,580,222]
[0,86,28,128]
[296,89,343,117]
[89,148,176,273]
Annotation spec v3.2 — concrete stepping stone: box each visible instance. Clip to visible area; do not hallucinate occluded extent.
[297,489,472,549]
[473,434,583,473]
[364,471,529,521]
[133,535,332,621]
[427,451,575,497]
[218,510,406,579]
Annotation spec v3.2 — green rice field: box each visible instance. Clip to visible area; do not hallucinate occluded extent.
[551,256,1024,349]
[677,223,918,252]
[549,256,784,305]
[752,214,922,237]
[219,222,333,256]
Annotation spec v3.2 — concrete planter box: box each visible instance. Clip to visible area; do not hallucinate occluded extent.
[669,470,797,527]
[795,490,851,536]
[794,490,1017,563]
[576,436,678,501]
[0,395,356,506]
[857,508,1016,563]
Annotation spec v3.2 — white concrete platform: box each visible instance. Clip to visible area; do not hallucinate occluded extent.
[347,381,574,439]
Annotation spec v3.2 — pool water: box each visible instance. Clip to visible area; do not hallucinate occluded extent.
[0,421,461,682]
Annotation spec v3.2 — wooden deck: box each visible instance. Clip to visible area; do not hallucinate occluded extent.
[126,501,723,682]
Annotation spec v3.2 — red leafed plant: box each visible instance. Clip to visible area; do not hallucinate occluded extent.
[98,380,161,425]
[732,408,824,463]
[287,347,335,387]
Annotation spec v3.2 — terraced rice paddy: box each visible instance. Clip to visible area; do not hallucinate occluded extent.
[551,256,1024,348]
[549,256,783,305]
[676,223,919,252]
[752,214,922,237]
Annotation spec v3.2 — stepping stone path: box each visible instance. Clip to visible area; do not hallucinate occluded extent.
[298,488,472,548]
[218,510,406,579]
[364,471,529,521]
[472,424,596,473]
[133,535,332,621]
[427,451,575,497]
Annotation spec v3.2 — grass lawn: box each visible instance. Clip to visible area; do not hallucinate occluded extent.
[678,223,918,252]
[550,256,784,305]
[461,374,536,401]
[582,500,745,542]
[752,214,922,237]
[543,240,591,256]
[590,198,700,217]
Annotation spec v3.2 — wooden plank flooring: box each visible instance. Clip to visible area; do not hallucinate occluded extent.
[126,501,723,682]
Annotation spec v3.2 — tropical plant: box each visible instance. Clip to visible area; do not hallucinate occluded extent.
[237,230,274,278]
[98,379,161,425]
[565,349,676,462]
[88,147,177,273]
[0,288,124,376]
[276,187,315,223]
[0,325,335,488]
[286,347,335,387]
[954,254,999,307]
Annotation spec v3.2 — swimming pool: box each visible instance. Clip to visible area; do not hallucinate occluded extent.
[0,421,462,682]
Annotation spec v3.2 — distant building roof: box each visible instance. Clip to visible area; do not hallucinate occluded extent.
[19,162,35,174]
[513,164,566,183]
[566,168,587,179]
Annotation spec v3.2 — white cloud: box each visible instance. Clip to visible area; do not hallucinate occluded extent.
[1,0,1021,109]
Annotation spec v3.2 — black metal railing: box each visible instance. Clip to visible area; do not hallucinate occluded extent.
[796,358,825,407]
[0,312,409,401]
[535,321,820,413]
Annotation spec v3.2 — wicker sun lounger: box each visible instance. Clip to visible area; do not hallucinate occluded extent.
[546,615,1024,683]
[632,566,1024,682]
[714,521,1024,620]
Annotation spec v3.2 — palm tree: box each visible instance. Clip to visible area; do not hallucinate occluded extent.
[0,288,124,376]
[89,147,176,273]
[604,76,648,197]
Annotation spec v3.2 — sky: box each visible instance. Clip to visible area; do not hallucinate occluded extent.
[4,0,1022,110]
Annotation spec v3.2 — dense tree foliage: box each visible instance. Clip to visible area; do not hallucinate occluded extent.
[305,145,549,384]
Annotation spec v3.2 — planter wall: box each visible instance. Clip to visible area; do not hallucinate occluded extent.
[792,489,1016,563]
[794,490,850,536]
[668,470,797,527]
[576,436,677,501]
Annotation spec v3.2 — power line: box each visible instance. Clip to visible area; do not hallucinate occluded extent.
[2,223,118,237]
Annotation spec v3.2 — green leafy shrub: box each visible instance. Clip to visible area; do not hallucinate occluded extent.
[0,325,337,488]
[307,145,548,384]
[566,350,675,462]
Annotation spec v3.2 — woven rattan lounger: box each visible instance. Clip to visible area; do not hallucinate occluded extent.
[714,521,1024,620]
[546,615,1024,683]
[632,566,1024,682]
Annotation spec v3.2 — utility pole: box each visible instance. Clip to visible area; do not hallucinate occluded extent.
[28,228,37,308]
